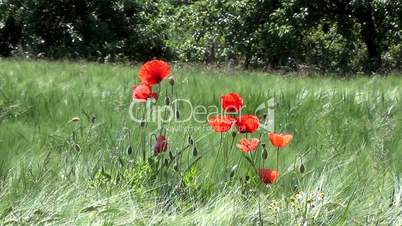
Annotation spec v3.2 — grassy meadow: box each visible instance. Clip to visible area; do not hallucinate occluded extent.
[1,60,402,225]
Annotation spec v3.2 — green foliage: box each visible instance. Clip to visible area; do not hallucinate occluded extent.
[1,0,402,72]
[183,166,199,191]
[0,0,170,61]
[162,0,402,72]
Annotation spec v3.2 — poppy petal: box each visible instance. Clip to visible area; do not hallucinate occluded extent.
[258,168,279,184]
[269,132,293,148]
[221,93,243,112]
[237,138,259,153]
[208,115,235,133]
[139,60,171,85]
[132,83,156,102]
[235,115,260,133]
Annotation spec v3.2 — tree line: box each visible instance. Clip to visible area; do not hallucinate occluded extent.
[1,0,401,73]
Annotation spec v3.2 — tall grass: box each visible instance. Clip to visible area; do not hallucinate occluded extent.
[1,60,402,225]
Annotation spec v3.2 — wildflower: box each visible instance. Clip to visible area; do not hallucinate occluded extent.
[208,115,235,133]
[268,132,293,148]
[221,93,243,112]
[154,135,168,156]
[132,83,158,102]
[235,115,260,133]
[236,138,259,153]
[258,168,279,184]
[139,60,171,85]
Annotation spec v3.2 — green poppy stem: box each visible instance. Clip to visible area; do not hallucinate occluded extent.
[141,107,147,162]
[276,147,279,173]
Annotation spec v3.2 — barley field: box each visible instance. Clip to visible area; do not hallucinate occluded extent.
[1,60,402,225]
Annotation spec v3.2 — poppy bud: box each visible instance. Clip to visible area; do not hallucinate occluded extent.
[74,143,81,152]
[192,145,198,157]
[262,148,268,160]
[299,163,305,174]
[165,96,171,105]
[231,131,237,138]
[91,115,96,124]
[230,170,235,178]
[175,110,180,119]
[169,77,175,86]
[188,136,194,145]
[127,145,133,155]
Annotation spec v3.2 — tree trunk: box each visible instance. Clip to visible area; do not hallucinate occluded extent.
[355,6,382,72]
[243,44,252,70]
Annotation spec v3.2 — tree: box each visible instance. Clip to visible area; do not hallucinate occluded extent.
[295,0,391,72]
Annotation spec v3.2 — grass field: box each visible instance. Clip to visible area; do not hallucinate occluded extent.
[1,60,402,225]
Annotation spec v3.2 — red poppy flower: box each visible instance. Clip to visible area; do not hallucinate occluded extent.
[221,93,243,112]
[154,135,167,156]
[235,115,260,133]
[258,168,279,184]
[132,83,158,102]
[208,115,235,133]
[139,60,171,85]
[236,138,259,153]
[269,132,293,148]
